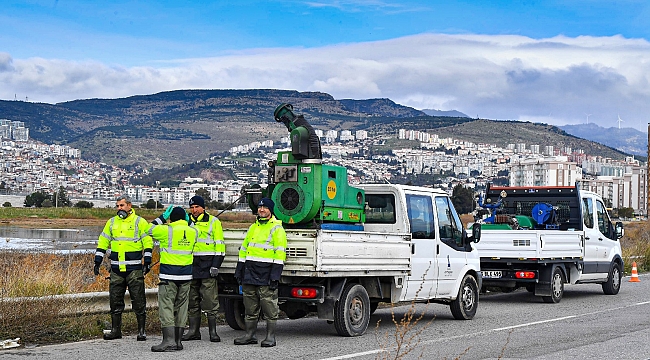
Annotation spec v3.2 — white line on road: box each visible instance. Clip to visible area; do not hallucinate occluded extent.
[320,300,650,360]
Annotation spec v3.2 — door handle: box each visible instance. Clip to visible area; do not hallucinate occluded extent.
[598,237,603,241]
[411,243,415,254]
[585,236,590,240]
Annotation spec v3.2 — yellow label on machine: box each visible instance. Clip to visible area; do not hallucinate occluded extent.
[326,180,337,199]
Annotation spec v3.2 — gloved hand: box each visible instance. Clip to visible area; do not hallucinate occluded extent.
[93,263,101,276]
[162,204,174,221]
[209,267,219,277]
[143,264,151,275]
[269,280,279,291]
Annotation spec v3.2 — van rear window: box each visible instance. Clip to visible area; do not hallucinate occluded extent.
[365,194,396,224]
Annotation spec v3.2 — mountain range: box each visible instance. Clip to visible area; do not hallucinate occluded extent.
[0,89,643,170]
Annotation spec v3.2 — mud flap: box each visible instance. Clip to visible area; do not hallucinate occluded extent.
[534,265,553,296]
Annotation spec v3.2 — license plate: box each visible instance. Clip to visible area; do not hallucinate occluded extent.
[483,271,503,278]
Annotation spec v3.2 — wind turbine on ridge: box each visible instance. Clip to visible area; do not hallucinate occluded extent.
[585,113,591,124]
[617,114,624,129]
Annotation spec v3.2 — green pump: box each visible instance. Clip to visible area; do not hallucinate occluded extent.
[251,104,365,226]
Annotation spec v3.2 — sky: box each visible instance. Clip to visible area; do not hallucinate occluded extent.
[1,0,650,130]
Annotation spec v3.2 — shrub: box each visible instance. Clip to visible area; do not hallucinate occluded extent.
[2,202,11,207]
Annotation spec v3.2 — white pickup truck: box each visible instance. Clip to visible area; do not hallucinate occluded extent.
[218,184,482,336]
[474,185,624,303]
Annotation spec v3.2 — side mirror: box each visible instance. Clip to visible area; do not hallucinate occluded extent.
[471,223,481,243]
[615,221,624,239]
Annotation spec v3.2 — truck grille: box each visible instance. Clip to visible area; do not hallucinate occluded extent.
[286,247,308,257]
[513,239,531,246]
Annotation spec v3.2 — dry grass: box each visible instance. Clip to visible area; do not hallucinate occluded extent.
[0,250,164,344]
[620,221,650,273]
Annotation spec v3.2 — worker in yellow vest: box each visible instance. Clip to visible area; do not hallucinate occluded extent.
[149,207,197,352]
[234,198,286,347]
[181,195,225,342]
[94,195,152,341]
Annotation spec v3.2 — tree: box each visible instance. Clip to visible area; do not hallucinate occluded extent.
[75,200,94,208]
[24,191,49,207]
[618,207,634,219]
[144,199,164,209]
[42,199,53,208]
[195,188,212,202]
[451,184,475,215]
[53,186,71,207]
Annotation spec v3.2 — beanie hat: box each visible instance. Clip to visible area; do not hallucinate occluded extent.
[170,207,187,222]
[189,195,205,208]
[258,197,275,215]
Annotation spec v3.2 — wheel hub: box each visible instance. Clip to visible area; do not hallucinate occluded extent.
[349,297,363,326]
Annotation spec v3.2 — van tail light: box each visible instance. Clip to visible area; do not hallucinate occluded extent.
[291,287,318,299]
[515,271,536,279]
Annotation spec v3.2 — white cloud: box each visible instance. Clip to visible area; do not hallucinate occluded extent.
[1,33,649,129]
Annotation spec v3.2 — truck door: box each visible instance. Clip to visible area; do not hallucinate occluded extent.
[582,195,600,274]
[404,194,438,300]
[433,196,468,298]
[595,199,618,274]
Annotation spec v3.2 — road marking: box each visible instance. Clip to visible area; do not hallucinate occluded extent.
[320,301,650,360]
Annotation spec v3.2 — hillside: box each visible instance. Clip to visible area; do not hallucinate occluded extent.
[560,123,647,158]
[0,89,634,169]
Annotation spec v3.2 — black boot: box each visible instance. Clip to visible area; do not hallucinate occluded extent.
[182,316,201,341]
[175,327,184,351]
[103,313,122,340]
[151,327,175,352]
[261,320,277,347]
[136,314,146,341]
[234,320,258,345]
[208,316,221,342]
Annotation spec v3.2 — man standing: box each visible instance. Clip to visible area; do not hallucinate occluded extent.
[94,195,152,341]
[149,207,198,352]
[234,198,286,348]
[182,195,225,343]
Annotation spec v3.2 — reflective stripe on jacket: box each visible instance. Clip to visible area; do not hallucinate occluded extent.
[95,211,153,273]
[148,220,198,282]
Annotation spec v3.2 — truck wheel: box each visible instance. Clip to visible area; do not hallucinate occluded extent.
[542,267,564,303]
[223,298,245,330]
[602,262,622,295]
[334,284,370,337]
[450,274,479,320]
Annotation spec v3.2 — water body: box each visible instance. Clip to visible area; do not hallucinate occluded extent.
[0,226,102,253]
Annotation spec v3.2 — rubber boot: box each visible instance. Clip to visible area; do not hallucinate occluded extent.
[151,327,176,352]
[103,313,122,340]
[175,327,184,351]
[136,314,146,341]
[234,320,258,345]
[261,320,277,347]
[208,316,221,342]
[181,316,201,341]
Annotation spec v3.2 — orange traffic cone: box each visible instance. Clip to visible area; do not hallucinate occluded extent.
[629,261,641,282]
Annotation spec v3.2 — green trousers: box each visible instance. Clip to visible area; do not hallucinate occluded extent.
[158,280,191,328]
[242,284,279,322]
[187,277,219,318]
[109,270,146,317]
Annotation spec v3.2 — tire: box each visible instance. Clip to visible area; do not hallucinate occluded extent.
[223,298,246,330]
[334,284,371,337]
[450,274,479,320]
[602,262,622,295]
[542,267,564,303]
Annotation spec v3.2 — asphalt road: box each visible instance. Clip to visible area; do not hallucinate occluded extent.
[3,273,649,360]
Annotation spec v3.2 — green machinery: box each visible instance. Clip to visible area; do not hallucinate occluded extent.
[250,104,365,226]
